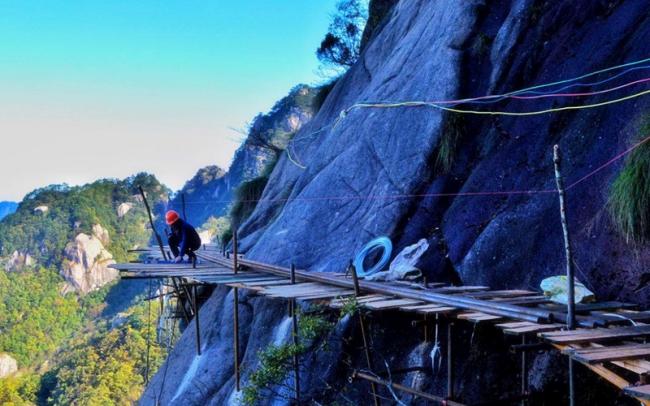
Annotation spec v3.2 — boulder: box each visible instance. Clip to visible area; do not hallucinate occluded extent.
[4,250,35,272]
[0,353,18,378]
[117,202,133,217]
[60,231,117,294]
[33,205,48,213]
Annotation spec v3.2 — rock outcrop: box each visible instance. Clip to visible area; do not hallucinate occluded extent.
[117,202,133,217]
[4,250,35,272]
[0,353,18,378]
[144,1,650,405]
[169,85,319,228]
[60,224,117,294]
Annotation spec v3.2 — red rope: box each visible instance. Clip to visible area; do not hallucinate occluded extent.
[177,134,649,205]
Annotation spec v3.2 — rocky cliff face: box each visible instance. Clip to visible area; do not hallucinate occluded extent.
[60,224,117,294]
[143,1,650,404]
[170,85,319,228]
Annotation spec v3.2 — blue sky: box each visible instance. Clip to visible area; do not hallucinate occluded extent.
[0,1,338,201]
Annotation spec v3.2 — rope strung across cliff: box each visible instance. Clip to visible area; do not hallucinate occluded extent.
[178,133,650,206]
[284,57,650,169]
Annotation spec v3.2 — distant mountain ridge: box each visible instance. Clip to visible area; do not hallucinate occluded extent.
[168,84,319,230]
[0,202,17,220]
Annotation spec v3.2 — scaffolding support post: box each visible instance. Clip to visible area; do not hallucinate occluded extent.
[290,263,300,404]
[193,284,202,356]
[232,228,240,391]
[447,322,454,400]
[521,335,528,406]
[553,145,576,406]
[350,262,380,406]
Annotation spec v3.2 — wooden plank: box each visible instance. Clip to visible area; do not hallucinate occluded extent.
[492,296,551,306]
[433,286,490,293]
[543,301,638,313]
[329,295,391,308]
[417,306,456,314]
[502,323,564,335]
[363,298,424,310]
[295,290,355,300]
[624,385,650,401]
[497,321,535,329]
[457,312,504,322]
[564,344,650,364]
[467,290,538,299]
[540,325,650,344]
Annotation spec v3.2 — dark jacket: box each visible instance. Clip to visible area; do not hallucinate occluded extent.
[169,219,201,257]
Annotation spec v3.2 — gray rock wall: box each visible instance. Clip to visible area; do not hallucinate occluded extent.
[143,1,650,404]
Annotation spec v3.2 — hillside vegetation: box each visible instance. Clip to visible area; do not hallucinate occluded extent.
[0,174,171,404]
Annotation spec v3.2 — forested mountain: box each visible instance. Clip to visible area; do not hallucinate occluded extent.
[0,174,171,404]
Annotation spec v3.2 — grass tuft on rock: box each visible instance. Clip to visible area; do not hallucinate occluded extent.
[435,114,465,174]
[230,176,269,227]
[608,119,650,243]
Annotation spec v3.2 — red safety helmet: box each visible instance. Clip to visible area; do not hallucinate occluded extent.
[165,210,180,225]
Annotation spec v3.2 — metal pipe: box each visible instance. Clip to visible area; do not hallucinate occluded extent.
[351,370,466,406]
[232,228,240,391]
[290,264,300,404]
[235,257,554,323]
[521,335,527,406]
[553,145,576,330]
[447,322,454,400]
[193,284,202,356]
[138,186,168,261]
[350,263,380,406]
[569,358,575,406]
[200,255,601,328]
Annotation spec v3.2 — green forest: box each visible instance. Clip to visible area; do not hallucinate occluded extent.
[0,174,172,405]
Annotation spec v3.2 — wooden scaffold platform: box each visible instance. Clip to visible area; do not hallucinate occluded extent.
[112,245,650,405]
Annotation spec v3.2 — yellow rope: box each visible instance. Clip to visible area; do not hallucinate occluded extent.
[287,87,650,169]
[347,88,650,117]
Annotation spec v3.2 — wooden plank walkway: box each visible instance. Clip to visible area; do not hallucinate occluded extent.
[111,247,650,405]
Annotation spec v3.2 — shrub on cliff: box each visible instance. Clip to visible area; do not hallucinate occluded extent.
[316,0,368,74]
[609,117,650,243]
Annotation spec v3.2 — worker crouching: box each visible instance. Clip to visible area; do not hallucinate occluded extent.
[165,210,201,263]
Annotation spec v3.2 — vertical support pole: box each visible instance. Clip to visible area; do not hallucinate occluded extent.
[139,186,168,261]
[553,145,576,330]
[232,227,240,391]
[553,145,576,406]
[145,278,153,385]
[423,314,429,342]
[350,262,380,406]
[447,322,454,400]
[290,264,300,404]
[521,335,527,406]
[193,284,202,356]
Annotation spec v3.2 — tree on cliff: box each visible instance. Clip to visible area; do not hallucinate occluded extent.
[316,0,368,74]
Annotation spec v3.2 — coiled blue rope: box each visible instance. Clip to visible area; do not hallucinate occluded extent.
[353,236,393,277]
